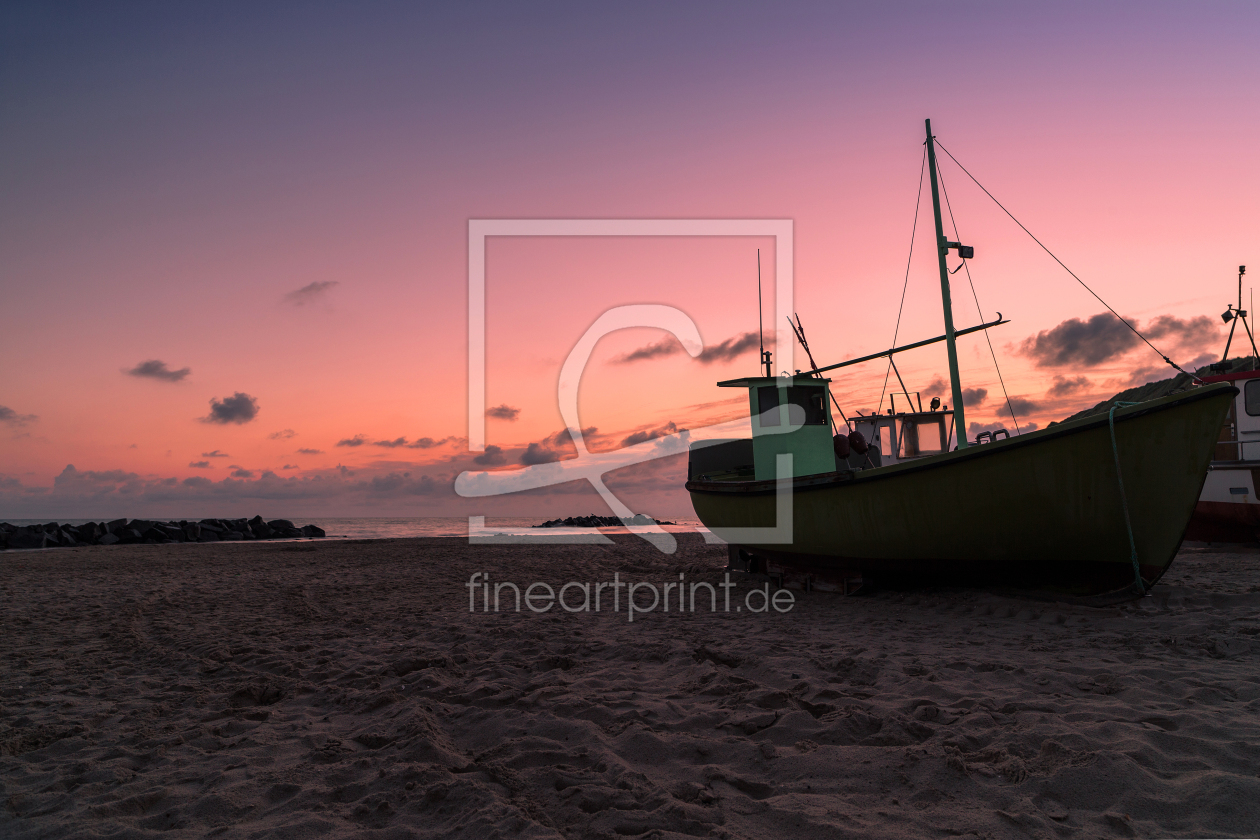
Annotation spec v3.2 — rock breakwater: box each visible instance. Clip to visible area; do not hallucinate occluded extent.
[535,513,675,528]
[0,516,325,550]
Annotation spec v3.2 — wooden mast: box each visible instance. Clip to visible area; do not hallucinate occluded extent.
[925,118,968,448]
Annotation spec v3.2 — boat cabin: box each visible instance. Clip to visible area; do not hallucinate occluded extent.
[1201,366,1260,465]
[714,375,836,480]
[685,374,959,482]
[851,407,956,468]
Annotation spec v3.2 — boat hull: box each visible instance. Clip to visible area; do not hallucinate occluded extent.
[687,384,1237,597]
[1185,499,1260,542]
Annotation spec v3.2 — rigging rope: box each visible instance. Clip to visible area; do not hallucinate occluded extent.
[1108,401,1146,595]
[936,167,1022,435]
[876,146,928,416]
[934,140,1203,384]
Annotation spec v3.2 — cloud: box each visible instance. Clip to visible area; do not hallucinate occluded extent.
[614,336,684,364]
[282,464,299,470]
[269,429,297,440]
[126,359,190,382]
[202,392,259,425]
[1,455,695,520]
[1144,315,1219,351]
[519,443,561,465]
[366,472,442,496]
[962,388,987,407]
[486,404,521,420]
[0,405,37,427]
[696,331,763,364]
[406,436,457,449]
[298,448,324,455]
[1018,312,1222,368]
[1047,375,1091,397]
[612,331,765,365]
[284,280,338,306]
[201,450,230,458]
[188,461,212,468]
[473,445,506,466]
[1124,365,1166,386]
[1018,313,1140,367]
[1005,396,1041,416]
[519,427,599,465]
[354,435,462,449]
[54,465,141,489]
[917,376,982,407]
[621,421,679,447]
[231,468,254,478]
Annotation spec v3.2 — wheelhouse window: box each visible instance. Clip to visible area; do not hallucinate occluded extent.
[757,386,780,427]
[899,415,947,457]
[1246,380,1260,416]
[757,385,829,428]
[786,387,829,426]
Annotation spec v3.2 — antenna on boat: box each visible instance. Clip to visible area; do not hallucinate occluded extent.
[1220,265,1258,367]
[757,249,772,377]
[1242,266,1258,363]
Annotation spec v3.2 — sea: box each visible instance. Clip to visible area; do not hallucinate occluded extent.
[3,517,707,540]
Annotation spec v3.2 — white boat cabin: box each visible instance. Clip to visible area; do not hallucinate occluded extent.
[851,406,959,468]
[1199,367,1260,503]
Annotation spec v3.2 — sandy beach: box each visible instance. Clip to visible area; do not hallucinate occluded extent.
[2,535,1259,839]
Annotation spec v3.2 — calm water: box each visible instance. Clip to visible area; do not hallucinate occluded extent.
[4,517,705,540]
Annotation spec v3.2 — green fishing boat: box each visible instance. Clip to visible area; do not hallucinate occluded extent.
[686,120,1236,601]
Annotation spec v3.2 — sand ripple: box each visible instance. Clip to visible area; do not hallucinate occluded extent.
[2,537,1259,838]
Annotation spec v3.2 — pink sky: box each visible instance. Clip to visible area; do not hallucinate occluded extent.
[2,3,1257,518]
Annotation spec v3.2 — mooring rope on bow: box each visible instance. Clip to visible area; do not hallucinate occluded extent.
[1108,401,1146,595]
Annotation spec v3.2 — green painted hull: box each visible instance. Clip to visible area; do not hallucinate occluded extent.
[687,383,1237,597]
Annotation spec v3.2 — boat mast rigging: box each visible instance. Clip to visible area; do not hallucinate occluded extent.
[810,316,1007,375]
[925,118,972,448]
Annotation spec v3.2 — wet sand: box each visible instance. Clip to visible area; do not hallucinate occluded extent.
[2,535,1259,838]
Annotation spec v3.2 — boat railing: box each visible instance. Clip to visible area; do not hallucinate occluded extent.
[1213,437,1260,462]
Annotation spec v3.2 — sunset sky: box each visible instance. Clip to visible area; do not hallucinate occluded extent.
[2,2,1257,519]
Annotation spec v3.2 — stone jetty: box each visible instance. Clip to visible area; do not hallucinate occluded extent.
[535,514,675,528]
[0,516,326,550]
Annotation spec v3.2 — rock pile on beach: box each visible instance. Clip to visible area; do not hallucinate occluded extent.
[535,513,676,528]
[0,516,325,550]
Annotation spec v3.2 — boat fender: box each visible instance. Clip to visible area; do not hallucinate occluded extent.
[993,429,1010,442]
[833,433,851,458]
[975,431,992,445]
[848,430,869,454]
